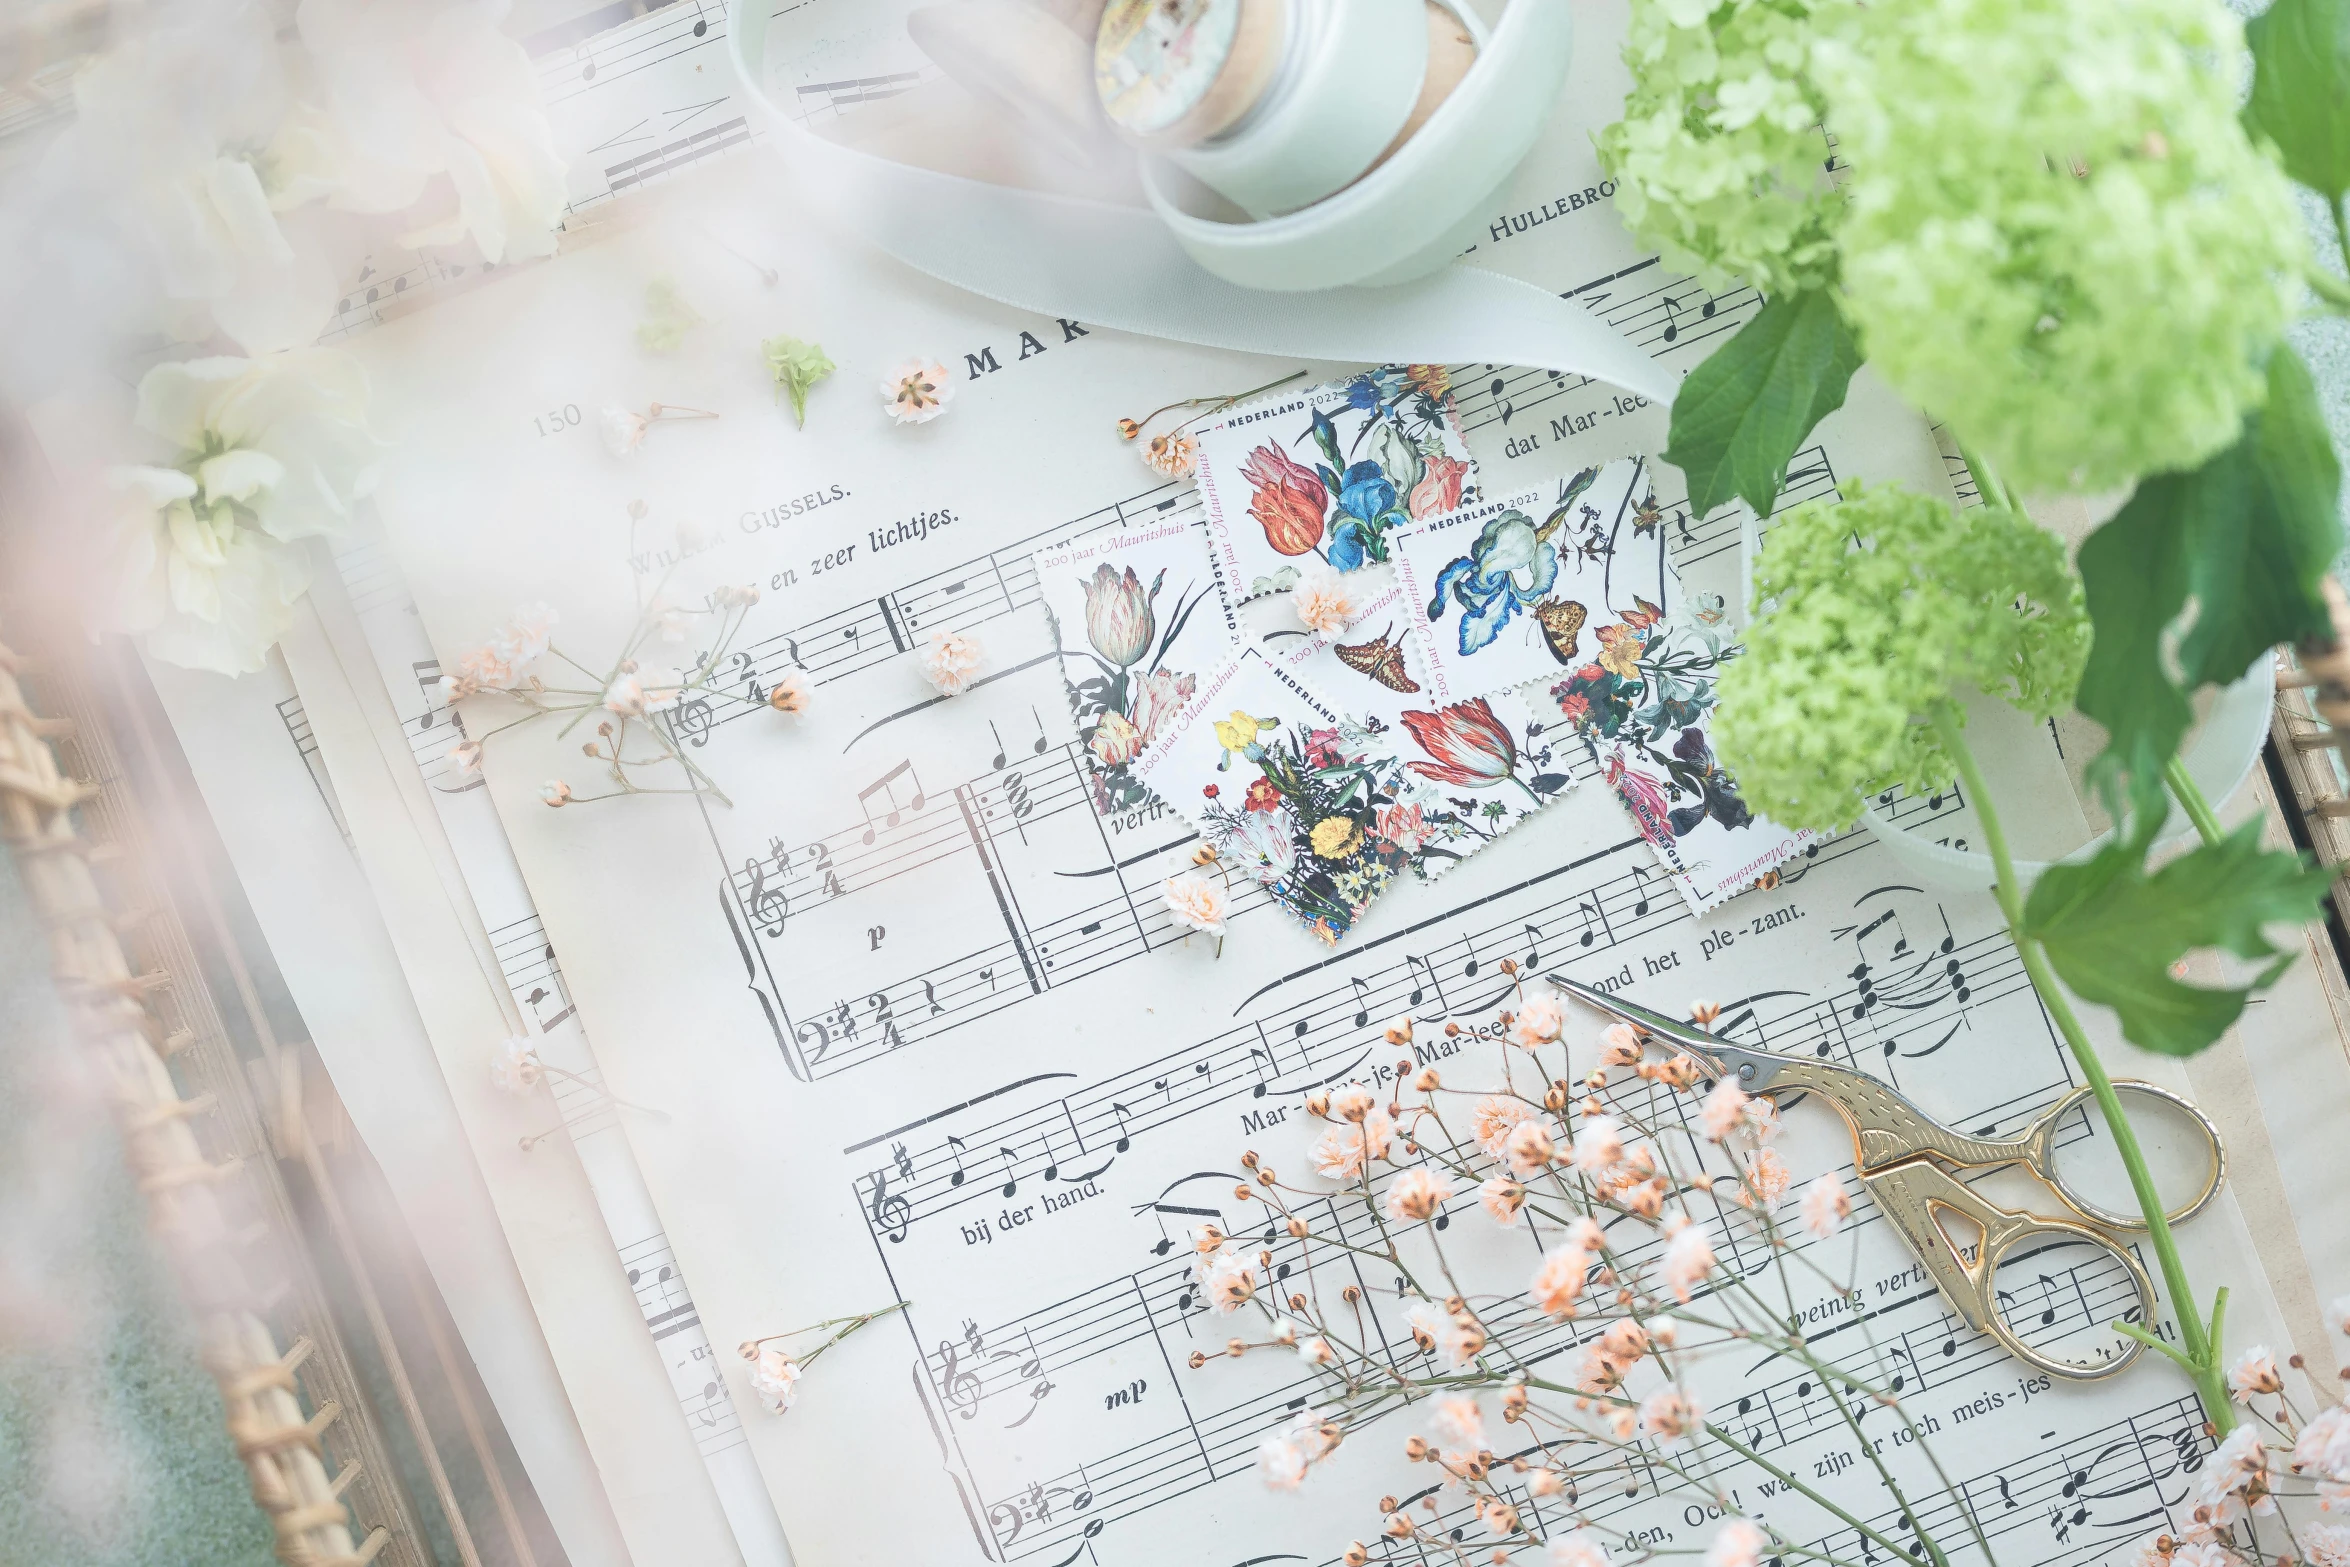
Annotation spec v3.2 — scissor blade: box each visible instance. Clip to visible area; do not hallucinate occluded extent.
[1554,978,1734,1073]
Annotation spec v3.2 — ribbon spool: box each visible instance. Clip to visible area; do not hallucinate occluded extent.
[1733,506,2273,893]
[724,3,1675,402]
[1099,0,1446,221]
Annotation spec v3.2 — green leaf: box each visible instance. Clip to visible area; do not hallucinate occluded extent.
[2245,0,2350,202]
[1661,288,1863,520]
[2025,819,2333,1056]
[2076,347,2343,800]
[761,335,836,429]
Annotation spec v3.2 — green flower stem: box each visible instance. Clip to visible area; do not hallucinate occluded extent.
[1932,705,2235,1435]
[2335,195,2350,303]
[2164,755,2227,849]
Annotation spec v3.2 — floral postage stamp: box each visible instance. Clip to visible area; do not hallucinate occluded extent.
[1389,459,1668,706]
[1278,581,1576,880]
[1033,522,1237,815]
[1193,364,1478,605]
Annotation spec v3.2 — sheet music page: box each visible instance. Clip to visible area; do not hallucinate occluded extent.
[329,13,2304,1565]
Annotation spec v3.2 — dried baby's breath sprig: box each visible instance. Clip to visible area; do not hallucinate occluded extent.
[443,516,778,809]
[737,1301,911,1416]
[1113,369,1310,477]
[1190,980,2046,1567]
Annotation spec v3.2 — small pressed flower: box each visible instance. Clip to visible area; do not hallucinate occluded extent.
[882,358,954,424]
[1479,1176,1527,1226]
[449,739,483,777]
[603,672,678,718]
[1573,1114,1626,1174]
[1199,1248,1257,1312]
[1312,1110,1394,1180]
[1705,1520,1767,1567]
[1256,1432,1308,1490]
[600,405,649,456]
[1698,1078,1749,1141]
[712,582,759,608]
[1470,1096,1535,1159]
[1509,989,1565,1049]
[768,669,814,715]
[1116,417,1141,440]
[761,335,835,427]
[1383,1167,1455,1223]
[1737,1146,1791,1206]
[1801,1173,1851,1238]
[1163,870,1228,936]
[1142,430,1198,478]
[920,628,984,695]
[540,779,572,807]
[1298,1336,1336,1366]
[1660,1214,1716,1303]
[1529,1245,1590,1319]
[1430,1393,1484,1450]
[2227,1346,2281,1401]
[1598,1023,1644,1067]
[1501,1118,1555,1175]
[749,1349,801,1414]
[2198,1425,2274,1523]
[490,1034,542,1092]
[1639,1387,1704,1446]
[2293,1404,2350,1481]
[1550,1533,1612,1567]
[1292,568,1359,635]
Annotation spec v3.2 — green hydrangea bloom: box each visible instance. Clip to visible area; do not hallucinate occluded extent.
[1813,0,2302,494]
[1595,0,1851,298]
[1713,484,2089,832]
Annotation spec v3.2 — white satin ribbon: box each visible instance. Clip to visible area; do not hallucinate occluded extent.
[724,1,1676,404]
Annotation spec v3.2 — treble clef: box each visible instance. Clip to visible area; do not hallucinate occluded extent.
[744,857,787,937]
[869,1167,911,1244]
[935,1338,982,1418]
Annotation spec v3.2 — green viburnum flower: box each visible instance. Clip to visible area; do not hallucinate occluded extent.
[1595,0,1852,298]
[1813,0,2303,495]
[1713,484,2088,832]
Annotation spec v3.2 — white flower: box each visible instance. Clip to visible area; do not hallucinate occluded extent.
[1197,1249,1256,1312]
[2302,1523,2350,1567]
[2299,1405,2350,1482]
[1163,871,1227,936]
[601,406,649,456]
[920,629,984,695]
[1638,1386,1704,1446]
[539,778,572,807]
[2197,1425,2275,1524]
[1470,1095,1535,1159]
[449,738,483,777]
[882,359,954,424]
[55,10,338,354]
[602,672,678,717]
[1509,988,1565,1048]
[489,1034,541,1092]
[1698,1078,1750,1141]
[1292,568,1359,635]
[1529,1245,1590,1319]
[1550,1534,1613,1567]
[1255,1431,1307,1490]
[1297,1335,1335,1366]
[1479,1176,1527,1226]
[291,0,567,264]
[1401,1300,1484,1368]
[1382,1166,1455,1222]
[1328,1083,1378,1122]
[1502,1118,1556,1175]
[1660,1214,1716,1303]
[106,354,384,674]
[767,668,814,715]
[1429,1394,1484,1450]
[749,1348,801,1414]
[499,602,558,666]
[2228,1346,2281,1401]
[1573,1113,1626,1174]
[1308,1108,1393,1181]
[1705,1520,1767,1567]
[1800,1173,1850,1238]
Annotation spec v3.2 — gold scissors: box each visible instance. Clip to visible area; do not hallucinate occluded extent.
[1556,980,2226,1381]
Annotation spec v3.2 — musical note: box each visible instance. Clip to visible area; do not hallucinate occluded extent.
[988,720,1010,771]
[1523,922,1542,970]
[1108,1103,1133,1153]
[1247,1046,1273,1099]
[1661,294,1684,342]
[1350,976,1373,1028]
[1458,935,1480,980]
[1577,900,1604,948]
[1631,865,1655,918]
[1403,953,1449,1018]
[923,978,944,1015]
[858,761,927,844]
[945,1135,969,1188]
[997,1146,1020,1198]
